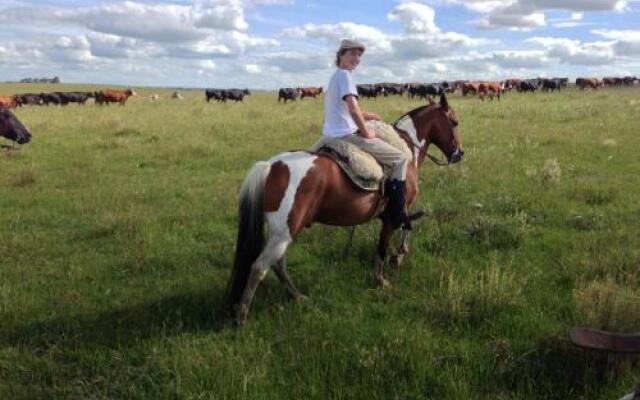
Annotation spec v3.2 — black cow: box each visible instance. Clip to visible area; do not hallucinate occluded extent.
[356,84,383,99]
[63,92,94,105]
[380,83,405,96]
[205,89,227,103]
[42,92,63,105]
[519,80,538,92]
[555,77,569,89]
[407,83,443,100]
[225,89,250,102]
[0,108,31,146]
[278,87,301,103]
[623,76,638,86]
[541,79,561,92]
[440,81,456,93]
[17,93,43,106]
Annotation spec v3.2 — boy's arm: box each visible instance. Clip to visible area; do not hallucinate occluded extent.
[345,95,375,139]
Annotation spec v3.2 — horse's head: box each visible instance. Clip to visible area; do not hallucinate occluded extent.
[429,94,463,163]
[396,94,462,165]
[0,108,31,145]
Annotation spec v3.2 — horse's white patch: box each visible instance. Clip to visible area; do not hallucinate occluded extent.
[265,151,317,240]
[395,115,424,165]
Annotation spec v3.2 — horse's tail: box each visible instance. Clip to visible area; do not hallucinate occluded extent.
[226,161,272,307]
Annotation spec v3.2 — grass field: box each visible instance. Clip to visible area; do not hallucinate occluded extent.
[1,83,640,399]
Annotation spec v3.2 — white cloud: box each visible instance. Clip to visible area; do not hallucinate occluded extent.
[527,36,616,65]
[197,59,217,70]
[387,2,439,34]
[245,64,262,74]
[451,0,627,30]
[264,52,331,72]
[282,22,392,52]
[592,29,640,56]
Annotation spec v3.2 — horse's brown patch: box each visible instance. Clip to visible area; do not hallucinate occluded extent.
[263,161,289,212]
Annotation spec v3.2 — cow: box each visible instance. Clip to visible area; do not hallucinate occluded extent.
[225,89,250,102]
[299,86,323,99]
[603,77,623,87]
[478,81,503,101]
[63,92,94,105]
[380,82,405,96]
[356,84,384,99]
[41,92,63,105]
[148,94,160,102]
[172,91,184,100]
[555,77,569,89]
[0,108,31,147]
[17,93,43,106]
[95,89,136,105]
[504,79,521,91]
[461,81,481,96]
[622,76,637,86]
[0,95,21,109]
[407,83,443,100]
[576,78,601,90]
[440,81,456,94]
[519,80,538,92]
[205,89,227,103]
[278,88,301,103]
[540,78,562,92]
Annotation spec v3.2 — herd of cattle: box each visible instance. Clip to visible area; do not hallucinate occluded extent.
[0,88,138,109]
[338,76,638,102]
[1,75,638,147]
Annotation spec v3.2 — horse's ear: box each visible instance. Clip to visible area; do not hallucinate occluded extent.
[428,96,435,105]
[440,93,449,111]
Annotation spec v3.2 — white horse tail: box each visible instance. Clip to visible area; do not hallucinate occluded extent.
[226,161,272,306]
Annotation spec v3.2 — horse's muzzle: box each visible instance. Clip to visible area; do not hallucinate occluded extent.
[449,148,464,164]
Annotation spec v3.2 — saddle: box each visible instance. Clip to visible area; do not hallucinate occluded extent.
[309,120,412,191]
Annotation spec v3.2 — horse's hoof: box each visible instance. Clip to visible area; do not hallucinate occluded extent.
[293,294,309,303]
[376,277,392,290]
[234,304,248,327]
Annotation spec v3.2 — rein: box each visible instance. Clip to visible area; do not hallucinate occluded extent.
[425,152,448,166]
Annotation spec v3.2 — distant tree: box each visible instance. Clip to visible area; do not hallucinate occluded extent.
[52,76,60,84]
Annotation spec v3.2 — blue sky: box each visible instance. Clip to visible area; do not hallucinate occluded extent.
[0,0,638,88]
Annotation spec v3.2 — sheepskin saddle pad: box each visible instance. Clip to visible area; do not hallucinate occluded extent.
[310,120,412,191]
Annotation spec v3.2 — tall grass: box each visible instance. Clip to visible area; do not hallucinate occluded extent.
[1,84,639,399]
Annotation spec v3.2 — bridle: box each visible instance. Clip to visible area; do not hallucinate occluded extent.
[394,105,460,167]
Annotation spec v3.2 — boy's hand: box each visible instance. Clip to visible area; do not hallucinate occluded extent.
[360,129,376,139]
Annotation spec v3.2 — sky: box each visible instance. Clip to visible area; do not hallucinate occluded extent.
[0,0,639,89]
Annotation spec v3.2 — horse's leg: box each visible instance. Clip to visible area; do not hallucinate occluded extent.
[273,254,306,302]
[375,222,394,289]
[235,235,291,326]
[391,228,411,268]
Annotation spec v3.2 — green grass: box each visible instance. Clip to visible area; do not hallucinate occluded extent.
[1,83,640,399]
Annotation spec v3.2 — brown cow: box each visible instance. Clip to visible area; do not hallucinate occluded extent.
[478,81,503,101]
[299,86,323,99]
[504,79,521,91]
[576,78,601,90]
[95,88,137,106]
[461,81,481,96]
[0,95,21,109]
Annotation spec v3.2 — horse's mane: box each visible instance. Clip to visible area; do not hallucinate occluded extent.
[392,103,438,126]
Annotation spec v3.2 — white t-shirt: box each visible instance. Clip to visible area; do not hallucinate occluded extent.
[322,68,358,137]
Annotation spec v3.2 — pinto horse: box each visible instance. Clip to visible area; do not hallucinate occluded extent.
[227,94,464,326]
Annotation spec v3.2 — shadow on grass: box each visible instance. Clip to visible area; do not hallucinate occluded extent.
[0,288,233,351]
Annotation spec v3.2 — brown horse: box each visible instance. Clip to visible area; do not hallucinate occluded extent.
[226,94,463,326]
[1,108,31,148]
